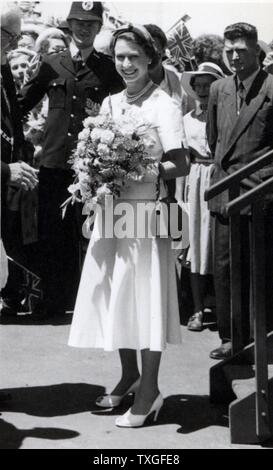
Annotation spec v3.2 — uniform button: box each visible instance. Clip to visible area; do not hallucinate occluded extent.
[82,62,85,66]
[68,132,72,137]
[75,77,78,81]
[73,95,77,100]
[94,87,99,91]
[70,114,75,118]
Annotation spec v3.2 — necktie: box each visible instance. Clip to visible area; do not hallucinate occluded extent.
[237,82,245,113]
[73,51,83,73]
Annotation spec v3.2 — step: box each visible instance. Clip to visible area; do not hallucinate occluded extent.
[223,364,273,400]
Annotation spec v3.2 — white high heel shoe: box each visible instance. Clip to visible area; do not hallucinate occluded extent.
[95,378,140,408]
[115,393,164,428]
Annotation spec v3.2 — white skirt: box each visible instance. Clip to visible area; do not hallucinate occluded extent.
[186,163,213,275]
[68,200,182,351]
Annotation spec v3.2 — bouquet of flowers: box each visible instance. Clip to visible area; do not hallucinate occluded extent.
[63,109,158,214]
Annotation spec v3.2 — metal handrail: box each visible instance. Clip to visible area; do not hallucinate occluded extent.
[225,176,273,216]
[204,149,273,201]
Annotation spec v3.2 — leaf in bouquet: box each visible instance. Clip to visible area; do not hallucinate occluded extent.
[100,168,116,179]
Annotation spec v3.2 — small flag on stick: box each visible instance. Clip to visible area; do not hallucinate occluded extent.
[167,17,195,69]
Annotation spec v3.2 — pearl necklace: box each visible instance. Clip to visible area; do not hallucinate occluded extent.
[125,80,154,104]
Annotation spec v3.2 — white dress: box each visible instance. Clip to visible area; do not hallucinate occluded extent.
[68,87,184,351]
[0,239,8,290]
[183,107,213,274]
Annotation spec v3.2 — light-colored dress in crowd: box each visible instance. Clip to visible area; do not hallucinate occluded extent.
[68,87,185,351]
[0,239,8,290]
[183,105,213,275]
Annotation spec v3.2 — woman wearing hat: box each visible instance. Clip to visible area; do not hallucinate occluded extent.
[181,62,225,332]
[69,24,190,428]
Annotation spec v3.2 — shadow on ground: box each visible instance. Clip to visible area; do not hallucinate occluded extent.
[92,393,229,434]
[0,383,105,417]
[0,418,79,449]
[0,312,73,326]
[1,385,228,433]
[162,394,228,434]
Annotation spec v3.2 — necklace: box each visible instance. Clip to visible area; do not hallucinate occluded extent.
[125,80,154,104]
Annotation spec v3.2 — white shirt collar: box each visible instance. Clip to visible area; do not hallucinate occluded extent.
[237,67,260,95]
[195,101,205,116]
[69,40,94,62]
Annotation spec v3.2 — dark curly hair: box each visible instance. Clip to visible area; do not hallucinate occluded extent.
[224,22,258,43]
[144,24,167,51]
[193,34,227,68]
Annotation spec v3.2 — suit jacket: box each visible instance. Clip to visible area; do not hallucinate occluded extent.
[19,49,124,169]
[1,64,25,166]
[207,69,273,214]
[1,64,36,244]
[1,64,26,199]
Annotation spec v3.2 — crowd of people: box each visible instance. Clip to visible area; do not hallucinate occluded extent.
[1,1,273,428]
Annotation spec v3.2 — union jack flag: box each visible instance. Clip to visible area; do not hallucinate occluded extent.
[167,18,194,67]
[7,257,43,313]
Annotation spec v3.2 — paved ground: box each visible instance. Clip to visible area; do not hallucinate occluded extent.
[0,312,270,450]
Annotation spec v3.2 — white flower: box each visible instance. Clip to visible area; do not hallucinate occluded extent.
[93,158,101,167]
[127,171,142,182]
[68,182,80,194]
[84,115,106,128]
[75,160,89,172]
[78,128,90,141]
[100,129,115,145]
[96,184,112,198]
[119,124,135,138]
[83,116,96,128]
[97,143,110,157]
[142,135,157,149]
[90,128,104,142]
[77,141,86,155]
[78,171,89,183]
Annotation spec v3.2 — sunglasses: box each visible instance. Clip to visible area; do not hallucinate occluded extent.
[1,27,22,44]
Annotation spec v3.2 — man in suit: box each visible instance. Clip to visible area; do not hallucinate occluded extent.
[206,23,273,359]
[19,2,124,317]
[1,3,39,402]
[1,4,39,316]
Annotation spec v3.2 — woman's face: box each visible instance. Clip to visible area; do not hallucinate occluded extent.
[9,55,29,86]
[193,75,216,108]
[114,38,151,86]
[47,37,66,54]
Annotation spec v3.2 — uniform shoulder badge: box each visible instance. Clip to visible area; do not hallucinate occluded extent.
[82,1,93,10]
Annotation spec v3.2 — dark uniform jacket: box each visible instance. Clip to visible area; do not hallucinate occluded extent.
[19,48,124,169]
[206,69,273,214]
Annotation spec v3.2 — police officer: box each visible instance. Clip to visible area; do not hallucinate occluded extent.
[19,2,124,317]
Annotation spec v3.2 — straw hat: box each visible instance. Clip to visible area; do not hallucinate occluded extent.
[181,62,225,100]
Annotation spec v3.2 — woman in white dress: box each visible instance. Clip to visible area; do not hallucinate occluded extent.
[181,63,225,331]
[68,24,190,428]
